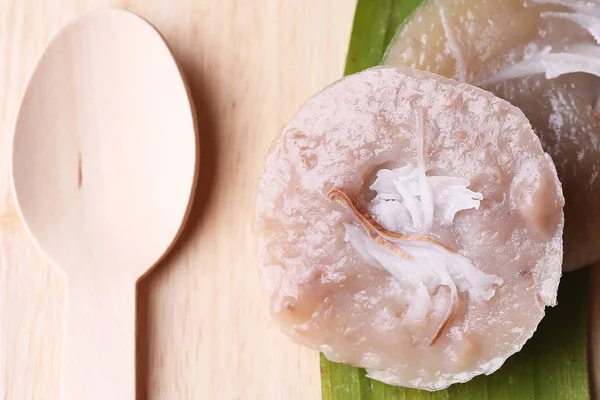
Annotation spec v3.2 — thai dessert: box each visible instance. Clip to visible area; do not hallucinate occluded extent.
[255,66,564,390]
[384,0,600,270]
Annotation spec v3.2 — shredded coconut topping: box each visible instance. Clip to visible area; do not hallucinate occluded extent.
[328,109,503,345]
[533,0,600,17]
[543,12,600,44]
[476,1,600,86]
[438,1,468,82]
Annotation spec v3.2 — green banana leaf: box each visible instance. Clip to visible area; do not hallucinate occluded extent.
[321,1,591,398]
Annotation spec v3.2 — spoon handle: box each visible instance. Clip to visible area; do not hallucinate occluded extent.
[62,278,135,400]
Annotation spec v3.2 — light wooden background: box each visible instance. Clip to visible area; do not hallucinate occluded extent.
[0,1,356,399]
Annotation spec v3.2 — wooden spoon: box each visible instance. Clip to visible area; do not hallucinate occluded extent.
[11,9,198,399]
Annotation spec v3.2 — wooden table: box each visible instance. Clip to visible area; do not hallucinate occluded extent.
[0,1,356,398]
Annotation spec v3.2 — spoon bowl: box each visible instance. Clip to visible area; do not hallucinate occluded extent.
[12,9,198,399]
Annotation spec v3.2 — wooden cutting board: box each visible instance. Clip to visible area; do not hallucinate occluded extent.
[0,1,356,398]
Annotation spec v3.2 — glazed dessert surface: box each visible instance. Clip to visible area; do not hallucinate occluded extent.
[256,67,564,390]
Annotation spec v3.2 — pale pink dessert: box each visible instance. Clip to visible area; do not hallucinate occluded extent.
[255,66,564,390]
[384,0,600,270]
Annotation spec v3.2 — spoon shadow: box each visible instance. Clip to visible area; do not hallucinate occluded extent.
[135,53,220,399]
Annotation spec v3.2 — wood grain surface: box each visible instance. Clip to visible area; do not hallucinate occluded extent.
[0,1,356,399]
